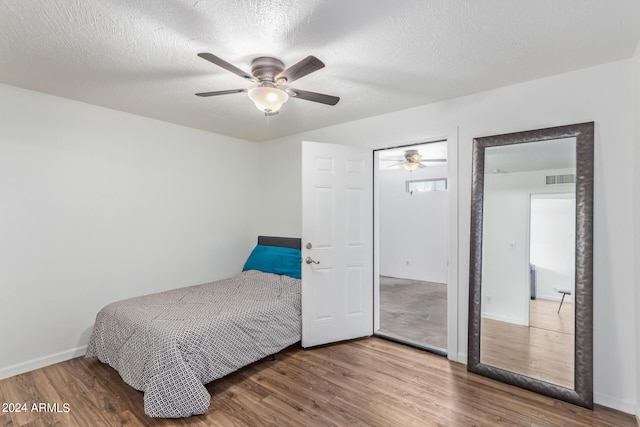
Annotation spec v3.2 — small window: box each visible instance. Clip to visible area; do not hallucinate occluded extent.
[406,178,447,193]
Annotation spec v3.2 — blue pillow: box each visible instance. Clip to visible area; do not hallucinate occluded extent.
[242,244,302,279]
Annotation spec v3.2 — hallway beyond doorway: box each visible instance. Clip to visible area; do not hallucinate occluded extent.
[377,276,447,353]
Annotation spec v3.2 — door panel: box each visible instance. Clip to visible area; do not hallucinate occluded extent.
[302,141,373,348]
[346,266,363,315]
[314,187,334,247]
[313,267,333,320]
[346,188,364,245]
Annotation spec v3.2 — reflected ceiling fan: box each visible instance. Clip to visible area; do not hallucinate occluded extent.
[381,149,447,171]
[195,53,340,116]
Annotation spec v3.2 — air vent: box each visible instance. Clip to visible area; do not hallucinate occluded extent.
[546,174,575,185]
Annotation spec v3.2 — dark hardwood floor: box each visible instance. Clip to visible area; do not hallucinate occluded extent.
[481,297,575,389]
[0,337,634,426]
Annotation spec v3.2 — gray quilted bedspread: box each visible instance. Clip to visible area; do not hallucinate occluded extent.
[85,270,301,418]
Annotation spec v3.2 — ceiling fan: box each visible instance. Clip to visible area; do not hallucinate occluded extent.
[381,149,447,171]
[195,53,340,116]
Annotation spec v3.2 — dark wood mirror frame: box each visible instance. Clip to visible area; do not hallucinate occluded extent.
[467,121,594,408]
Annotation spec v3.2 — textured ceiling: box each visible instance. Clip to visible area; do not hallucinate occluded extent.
[1,1,639,142]
[485,138,576,174]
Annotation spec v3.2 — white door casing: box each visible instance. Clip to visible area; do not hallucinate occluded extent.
[371,130,459,361]
[301,141,373,348]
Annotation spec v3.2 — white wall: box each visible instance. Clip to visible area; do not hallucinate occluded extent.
[0,83,259,378]
[632,40,640,421]
[482,172,530,325]
[378,165,447,283]
[482,169,575,325]
[257,59,636,413]
[256,139,303,239]
[530,195,575,299]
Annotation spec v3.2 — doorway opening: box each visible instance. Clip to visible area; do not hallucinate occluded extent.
[373,140,449,355]
[528,192,575,387]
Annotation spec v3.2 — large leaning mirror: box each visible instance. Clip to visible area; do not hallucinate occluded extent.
[468,122,594,408]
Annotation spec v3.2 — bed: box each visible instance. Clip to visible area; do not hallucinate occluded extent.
[85,236,302,418]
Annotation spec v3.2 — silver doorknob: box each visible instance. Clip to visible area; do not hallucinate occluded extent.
[305,256,320,265]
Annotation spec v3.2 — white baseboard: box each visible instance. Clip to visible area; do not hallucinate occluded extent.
[457,355,635,416]
[594,391,636,415]
[0,345,87,381]
[482,312,528,326]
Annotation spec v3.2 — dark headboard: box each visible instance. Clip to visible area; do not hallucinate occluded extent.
[257,236,301,250]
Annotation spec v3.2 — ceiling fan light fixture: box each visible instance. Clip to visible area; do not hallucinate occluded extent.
[402,162,420,171]
[248,86,289,114]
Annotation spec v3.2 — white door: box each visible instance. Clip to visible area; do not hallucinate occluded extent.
[301,141,373,348]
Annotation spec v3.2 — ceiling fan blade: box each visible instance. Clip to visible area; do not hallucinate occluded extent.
[275,56,325,84]
[386,162,404,168]
[195,89,247,97]
[197,53,255,82]
[423,158,447,162]
[288,88,340,106]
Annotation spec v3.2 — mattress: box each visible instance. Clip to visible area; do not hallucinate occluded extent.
[85,270,301,418]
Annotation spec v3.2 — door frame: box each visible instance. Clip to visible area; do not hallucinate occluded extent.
[528,190,577,303]
[372,129,459,361]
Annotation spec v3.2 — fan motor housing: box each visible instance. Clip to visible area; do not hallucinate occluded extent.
[251,57,285,82]
[405,149,421,161]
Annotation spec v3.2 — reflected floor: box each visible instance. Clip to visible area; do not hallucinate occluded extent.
[377,276,447,353]
[481,296,574,388]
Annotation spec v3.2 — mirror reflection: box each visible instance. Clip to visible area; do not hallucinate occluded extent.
[479,137,576,389]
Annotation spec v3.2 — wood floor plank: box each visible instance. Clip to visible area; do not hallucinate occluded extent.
[296,348,447,426]
[264,356,410,426]
[0,337,635,426]
[241,364,343,425]
[481,297,575,389]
